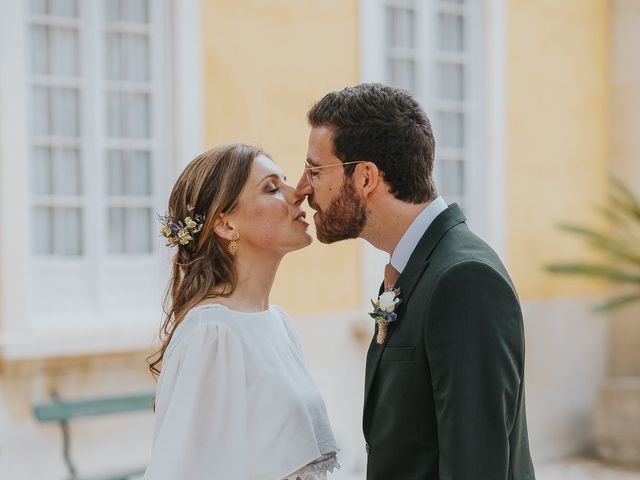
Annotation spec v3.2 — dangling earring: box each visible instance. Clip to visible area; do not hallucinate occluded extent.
[228,232,240,256]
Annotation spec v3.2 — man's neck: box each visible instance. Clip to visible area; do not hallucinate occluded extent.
[361,198,432,255]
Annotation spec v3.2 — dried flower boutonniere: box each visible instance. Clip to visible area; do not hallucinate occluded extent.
[369,288,402,344]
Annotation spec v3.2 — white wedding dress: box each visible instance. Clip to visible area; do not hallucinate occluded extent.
[143,304,339,480]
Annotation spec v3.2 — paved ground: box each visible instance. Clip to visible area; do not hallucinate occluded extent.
[332,458,640,479]
[536,458,640,479]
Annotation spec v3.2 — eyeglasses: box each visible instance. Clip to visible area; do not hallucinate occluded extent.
[303,160,365,185]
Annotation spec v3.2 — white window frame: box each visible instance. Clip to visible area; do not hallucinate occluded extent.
[0,0,203,359]
[359,0,507,306]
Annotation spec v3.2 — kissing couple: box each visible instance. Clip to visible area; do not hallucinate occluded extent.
[143,83,535,480]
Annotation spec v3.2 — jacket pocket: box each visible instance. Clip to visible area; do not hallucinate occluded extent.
[381,346,415,362]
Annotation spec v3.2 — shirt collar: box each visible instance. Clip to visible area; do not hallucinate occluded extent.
[390,196,448,273]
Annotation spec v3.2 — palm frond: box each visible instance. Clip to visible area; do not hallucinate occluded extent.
[558,220,640,265]
[550,178,640,314]
[546,263,640,284]
[595,293,640,312]
[610,176,640,205]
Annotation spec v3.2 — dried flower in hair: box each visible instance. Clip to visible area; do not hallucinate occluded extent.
[158,206,205,247]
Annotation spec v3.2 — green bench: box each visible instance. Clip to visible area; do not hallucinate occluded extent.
[33,391,155,480]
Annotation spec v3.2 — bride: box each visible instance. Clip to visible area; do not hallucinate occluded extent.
[144,144,339,480]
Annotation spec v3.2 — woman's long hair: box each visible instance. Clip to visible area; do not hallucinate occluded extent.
[148,144,261,378]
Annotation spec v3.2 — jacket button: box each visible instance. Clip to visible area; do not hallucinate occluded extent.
[365,442,371,455]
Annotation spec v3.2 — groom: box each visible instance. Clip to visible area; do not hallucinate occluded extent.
[295,83,535,479]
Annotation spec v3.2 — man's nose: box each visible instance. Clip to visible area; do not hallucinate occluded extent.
[295,172,313,198]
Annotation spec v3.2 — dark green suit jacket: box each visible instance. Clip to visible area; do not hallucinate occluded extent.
[364,204,535,480]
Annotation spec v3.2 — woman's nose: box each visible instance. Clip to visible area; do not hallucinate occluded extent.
[284,183,305,206]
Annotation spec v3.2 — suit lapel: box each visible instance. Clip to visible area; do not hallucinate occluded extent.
[363,204,467,424]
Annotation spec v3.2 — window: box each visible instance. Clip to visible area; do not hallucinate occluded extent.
[0,0,203,356]
[381,0,483,215]
[29,0,84,257]
[360,0,503,305]
[29,0,159,260]
[24,0,168,318]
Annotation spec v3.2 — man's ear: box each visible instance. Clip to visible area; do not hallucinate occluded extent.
[213,214,237,241]
[356,161,382,199]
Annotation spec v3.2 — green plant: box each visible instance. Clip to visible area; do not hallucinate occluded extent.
[547,178,640,311]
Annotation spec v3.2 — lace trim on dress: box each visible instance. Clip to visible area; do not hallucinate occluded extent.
[282,453,340,480]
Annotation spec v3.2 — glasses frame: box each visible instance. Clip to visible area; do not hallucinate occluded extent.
[303,160,365,184]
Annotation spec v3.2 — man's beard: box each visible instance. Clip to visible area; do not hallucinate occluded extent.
[313,177,367,244]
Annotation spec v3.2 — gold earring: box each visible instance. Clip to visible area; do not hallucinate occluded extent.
[228,232,240,256]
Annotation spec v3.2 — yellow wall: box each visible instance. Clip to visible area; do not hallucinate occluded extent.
[201,0,361,315]
[507,0,611,299]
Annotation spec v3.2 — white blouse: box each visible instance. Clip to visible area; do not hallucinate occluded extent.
[143,304,339,480]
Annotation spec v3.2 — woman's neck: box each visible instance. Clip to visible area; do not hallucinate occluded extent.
[210,251,282,313]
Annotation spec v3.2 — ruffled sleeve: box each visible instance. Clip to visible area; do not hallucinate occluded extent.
[143,321,248,480]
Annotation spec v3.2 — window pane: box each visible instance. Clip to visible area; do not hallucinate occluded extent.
[126,151,152,195]
[107,150,152,195]
[385,7,415,49]
[31,26,49,74]
[32,86,50,135]
[106,0,149,23]
[108,207,126,253]
[108,207,152,254]
[31,0,48,15]
[106,33,149,81]
[124,34,150,81]
[50,27,79,76]
[126,207,152,253]
[437,63,464,100]
[105,0,121,22]
[437,13,465,52]
[32,147,53,195]
[386,58,415,92]
[106,92,150,138]
[33,207,54,254]
[123,0,149,23]
[51,87,80,136]
[435,111,465,148]
[105,33,121,80]
[53,207,83,255]
[107,150,124,195]
[49,0,79,17]
[439,159,465,197]
[53,148,82,195]
[126,92,150,138]
[106,91,122,137]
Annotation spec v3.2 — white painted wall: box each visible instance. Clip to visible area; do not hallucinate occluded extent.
[523,297,609,463]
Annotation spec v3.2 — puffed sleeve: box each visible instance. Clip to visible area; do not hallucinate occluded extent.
[273,305,305,358]
[143,321,248,480]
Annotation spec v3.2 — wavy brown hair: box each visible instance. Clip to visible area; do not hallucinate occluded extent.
[148,144,262,378]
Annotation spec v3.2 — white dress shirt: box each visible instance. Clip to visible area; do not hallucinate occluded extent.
[390,196,448,273]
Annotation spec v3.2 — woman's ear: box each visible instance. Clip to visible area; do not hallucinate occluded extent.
[213,214,237,241]
[356,161,382,199]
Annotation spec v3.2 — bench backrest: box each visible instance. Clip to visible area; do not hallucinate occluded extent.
[33,392,155,422]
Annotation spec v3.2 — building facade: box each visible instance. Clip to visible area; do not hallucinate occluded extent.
[1,0,635,478]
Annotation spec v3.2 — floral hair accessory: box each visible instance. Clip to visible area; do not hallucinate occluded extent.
[158,204,205,247]
[369,288,402,344]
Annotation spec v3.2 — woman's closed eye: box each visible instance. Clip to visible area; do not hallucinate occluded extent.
[266,183,280,194]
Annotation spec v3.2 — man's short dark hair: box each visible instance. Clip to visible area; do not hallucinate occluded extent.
[307,83,437,203]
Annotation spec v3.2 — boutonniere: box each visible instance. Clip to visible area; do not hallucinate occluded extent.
[369,288,402,344]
